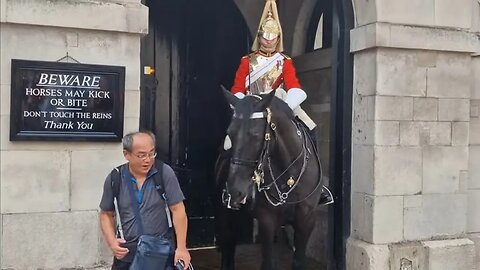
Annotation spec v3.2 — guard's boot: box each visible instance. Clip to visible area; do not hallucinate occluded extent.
[319,185,334,206]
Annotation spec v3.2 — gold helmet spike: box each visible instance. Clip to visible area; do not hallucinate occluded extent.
[252,0,284,52]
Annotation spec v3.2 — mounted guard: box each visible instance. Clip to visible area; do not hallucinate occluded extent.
[227,0,333,206]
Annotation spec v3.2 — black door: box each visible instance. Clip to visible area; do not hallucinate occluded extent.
[140,0,250,247]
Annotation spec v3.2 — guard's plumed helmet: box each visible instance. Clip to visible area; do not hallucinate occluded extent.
[252,0,284,52]
[258,11,280,41]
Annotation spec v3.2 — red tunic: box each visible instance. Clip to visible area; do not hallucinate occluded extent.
[231,53,301,94]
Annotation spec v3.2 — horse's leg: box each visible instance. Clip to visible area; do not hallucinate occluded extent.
[292,207,316,270]
[218,206,237,270]
[257,207,278,270]
[214,152,236,270]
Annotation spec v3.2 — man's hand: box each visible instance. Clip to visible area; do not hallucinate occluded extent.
[174,247,191,270]
[170,202,190,269]
[100,211,129,260]
[110,238,129,260]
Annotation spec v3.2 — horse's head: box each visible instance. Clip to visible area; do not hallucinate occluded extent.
[221,88,289,209]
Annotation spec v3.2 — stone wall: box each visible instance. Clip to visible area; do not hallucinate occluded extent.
[468,2,480,262]
[470,49,480,270]
[348,0,480,269]
[0,0,147,269]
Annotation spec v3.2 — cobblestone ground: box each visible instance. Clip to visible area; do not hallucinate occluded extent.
[191,244,326,270]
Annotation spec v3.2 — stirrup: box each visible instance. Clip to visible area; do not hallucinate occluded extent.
[319,185,334,206]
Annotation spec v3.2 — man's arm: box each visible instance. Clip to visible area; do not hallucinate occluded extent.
[169,201,191,269]
[99,210,129,259]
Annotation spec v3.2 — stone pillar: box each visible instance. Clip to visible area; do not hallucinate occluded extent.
[469,54,480,269]
[348,0,479,269]
[468,1,480,261]
[0,0,147,269]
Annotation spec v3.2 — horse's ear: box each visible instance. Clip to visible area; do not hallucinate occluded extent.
[255,89,276,111]
[221,85,239,107]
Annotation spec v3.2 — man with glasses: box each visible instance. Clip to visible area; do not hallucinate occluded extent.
[99,131,191,270]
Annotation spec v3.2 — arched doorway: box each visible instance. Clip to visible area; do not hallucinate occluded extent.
[139,0,354,268]
[293,0,354,268]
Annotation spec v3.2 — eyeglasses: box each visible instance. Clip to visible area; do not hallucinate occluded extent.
[131,151,157,160]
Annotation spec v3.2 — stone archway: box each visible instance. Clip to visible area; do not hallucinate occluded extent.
[291,0,319,57]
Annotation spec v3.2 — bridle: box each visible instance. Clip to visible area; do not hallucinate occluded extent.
[224,95,323,207]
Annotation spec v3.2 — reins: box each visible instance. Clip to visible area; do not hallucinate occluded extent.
[262,121,323,206]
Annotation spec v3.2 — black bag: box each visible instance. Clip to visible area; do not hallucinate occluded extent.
[130,234,174,270]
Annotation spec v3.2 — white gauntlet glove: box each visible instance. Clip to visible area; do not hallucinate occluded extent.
[284,88,307,109]
[234,92,245,99]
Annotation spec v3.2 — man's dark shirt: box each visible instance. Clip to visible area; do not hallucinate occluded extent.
[99,162,185,248]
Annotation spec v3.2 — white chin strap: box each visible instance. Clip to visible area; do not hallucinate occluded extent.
[284,88,307,109]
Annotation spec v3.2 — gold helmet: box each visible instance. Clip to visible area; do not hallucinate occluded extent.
[258,11,280,41]
[252,0,284,52]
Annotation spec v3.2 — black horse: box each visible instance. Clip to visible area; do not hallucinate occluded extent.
[215,89,324,270]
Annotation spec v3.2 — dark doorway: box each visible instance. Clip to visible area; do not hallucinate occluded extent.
[140,0,250,247]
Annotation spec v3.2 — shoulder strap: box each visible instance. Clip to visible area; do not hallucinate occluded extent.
[124,173,146,234]
[110,165,125,239]
[153,160,173,228]
[153,160,165,195]
[245,52,285,88]
[111,165,122,199]
[280,52,291,60]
